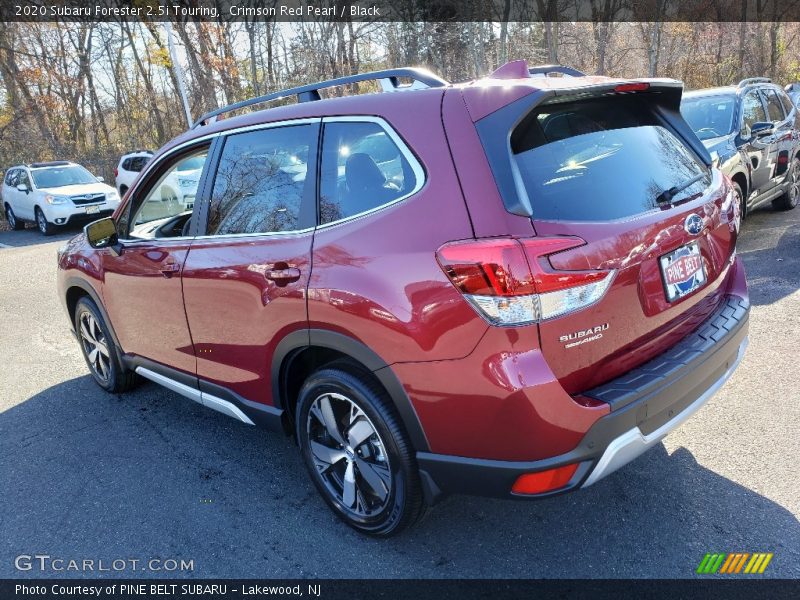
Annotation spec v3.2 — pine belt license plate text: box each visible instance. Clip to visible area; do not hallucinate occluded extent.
[659,242,706,302]
[85,205,100,214]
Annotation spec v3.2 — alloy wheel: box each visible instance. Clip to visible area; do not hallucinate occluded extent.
[733,186,744,219]
[789,160,800,207]
[37,210,47,233]
[79,311,111,382]
[7,208,16,229]
[306,392,392,517]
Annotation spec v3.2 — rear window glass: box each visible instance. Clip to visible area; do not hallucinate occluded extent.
[128,156,150,172]
[512,98,710,221]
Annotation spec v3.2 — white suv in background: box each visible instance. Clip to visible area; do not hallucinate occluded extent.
[115,150,153,196]
[2,161,120,236]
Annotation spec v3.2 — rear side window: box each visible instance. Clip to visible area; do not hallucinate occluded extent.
[207,124,314,235]
[762,89,786,122]
[126,156,150,172]
[319,121,417,225]
[512,97,710,221]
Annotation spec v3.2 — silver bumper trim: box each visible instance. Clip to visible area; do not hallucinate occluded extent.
[581,337,748,488]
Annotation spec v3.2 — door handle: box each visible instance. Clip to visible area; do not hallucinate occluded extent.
[265,266,301,284]
[160,260,181,278]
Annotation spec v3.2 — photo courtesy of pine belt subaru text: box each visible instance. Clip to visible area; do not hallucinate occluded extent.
[56,60,750,536]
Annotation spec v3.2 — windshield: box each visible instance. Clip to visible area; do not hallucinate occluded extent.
[680,95,736,140]
[30,165,97,188]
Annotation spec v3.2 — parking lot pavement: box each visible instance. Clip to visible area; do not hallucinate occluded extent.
[0,209,798,580]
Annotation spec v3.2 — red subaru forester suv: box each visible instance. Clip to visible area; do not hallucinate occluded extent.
[57,61,749,536]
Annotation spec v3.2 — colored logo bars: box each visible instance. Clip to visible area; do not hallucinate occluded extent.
[697,552,774,574]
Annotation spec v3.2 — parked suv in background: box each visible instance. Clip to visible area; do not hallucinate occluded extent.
[115,151,152,197]
[681,77,800,217]
[57,61,749,536]
[3,161,120,235]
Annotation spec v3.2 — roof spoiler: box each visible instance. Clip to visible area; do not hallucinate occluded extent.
[488,60,585,80]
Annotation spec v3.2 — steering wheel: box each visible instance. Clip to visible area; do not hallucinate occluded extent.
[696,127,721,137]
[181,216,192,237]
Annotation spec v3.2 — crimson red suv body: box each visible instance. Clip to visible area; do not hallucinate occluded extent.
[57,61,749,535]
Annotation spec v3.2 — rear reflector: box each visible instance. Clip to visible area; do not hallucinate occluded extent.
[512,464,579,495]
[436,237,614,325]
[614,82,650,93]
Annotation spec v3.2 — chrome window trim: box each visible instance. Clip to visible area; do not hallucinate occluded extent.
[119,114,426,242]
[190,226,316,242]
[315,115,426,231]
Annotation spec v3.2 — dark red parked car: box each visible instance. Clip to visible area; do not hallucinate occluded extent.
[57,61,749,536]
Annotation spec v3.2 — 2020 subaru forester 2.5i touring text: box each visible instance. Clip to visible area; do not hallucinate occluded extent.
[57,60,749,536]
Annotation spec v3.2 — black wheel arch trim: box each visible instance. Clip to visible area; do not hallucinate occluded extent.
[62,277,123,352]
[271,328,431,453]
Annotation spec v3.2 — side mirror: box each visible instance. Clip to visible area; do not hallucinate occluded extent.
[85,217,119,250]
[750,121,774,137]
[96,176,105,182]
[16,184,28,193]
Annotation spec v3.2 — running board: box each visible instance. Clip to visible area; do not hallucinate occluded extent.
[135,367,255,426]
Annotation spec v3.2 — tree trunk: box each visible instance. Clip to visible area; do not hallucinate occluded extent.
[121,20,166,142]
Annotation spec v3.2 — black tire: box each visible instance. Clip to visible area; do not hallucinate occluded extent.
[773,156,800,211]
[35,207,56,236]
[730,181,746,221]
[120,185,128,197]
[4,203,24,230]
[74,297,138,393]
[296,362,425,536]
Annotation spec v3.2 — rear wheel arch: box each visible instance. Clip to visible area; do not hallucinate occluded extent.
[272,329,430,452]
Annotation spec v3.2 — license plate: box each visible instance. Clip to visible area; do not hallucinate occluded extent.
[659,242,706,302]
[85,205,100,214]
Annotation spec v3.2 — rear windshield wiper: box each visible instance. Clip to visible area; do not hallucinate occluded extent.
[655,173,706,205]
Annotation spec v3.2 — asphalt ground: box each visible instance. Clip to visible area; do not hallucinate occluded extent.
[0,204,798,579]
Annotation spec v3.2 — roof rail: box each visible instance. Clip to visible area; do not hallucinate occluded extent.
[192,67,449,129]
[529,65,585,77]
[738,77,771,88]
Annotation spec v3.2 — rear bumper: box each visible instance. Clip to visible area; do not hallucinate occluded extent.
[417,294,750,501]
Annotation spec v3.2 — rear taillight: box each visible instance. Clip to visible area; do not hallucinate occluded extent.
[436,237,614,326]
[114,167,118,177]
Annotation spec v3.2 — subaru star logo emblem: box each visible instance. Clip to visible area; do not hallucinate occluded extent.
[685,214,704,235]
